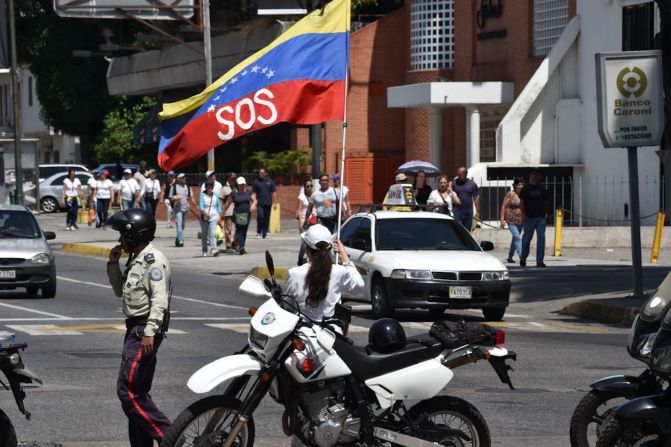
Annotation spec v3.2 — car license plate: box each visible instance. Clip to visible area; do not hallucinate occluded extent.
[0,270,16,280]
[449,286,472,299]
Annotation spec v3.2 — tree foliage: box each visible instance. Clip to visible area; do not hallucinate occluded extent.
[246,149,312,174]
[93,96,156,163]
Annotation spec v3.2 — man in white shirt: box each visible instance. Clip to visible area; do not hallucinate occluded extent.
[118,169,140,210]
[87,170,100,227]
[200,170,223,199]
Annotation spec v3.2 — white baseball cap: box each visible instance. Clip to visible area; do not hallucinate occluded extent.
[177,173,186,179]
[236,176,247,185]
[300,224,336,250]
[123,168,132,174]
[205,170,215,177]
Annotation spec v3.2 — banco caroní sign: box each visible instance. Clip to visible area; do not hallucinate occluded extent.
[596,51,663,148]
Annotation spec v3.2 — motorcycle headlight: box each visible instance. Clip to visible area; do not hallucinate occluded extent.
[390,269,432,280]
[249,327,268,349]
[31,253,50,264]
[483,271,509,281]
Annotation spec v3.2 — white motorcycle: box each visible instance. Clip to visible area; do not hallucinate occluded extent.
[161,252,517,447]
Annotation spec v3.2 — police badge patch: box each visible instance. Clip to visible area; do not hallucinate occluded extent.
[149,268,163,281]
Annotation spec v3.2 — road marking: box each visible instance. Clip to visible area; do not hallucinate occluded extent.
[0,317,253,322]
[58,275,247,310]
[206,323,250,333]
[0,302,73,319]
[7,325,84,336]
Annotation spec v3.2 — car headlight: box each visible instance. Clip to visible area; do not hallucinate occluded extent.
[483,271,509,281]
[390,269,433,280]
[31,253,50,264]
[249,327,268,349]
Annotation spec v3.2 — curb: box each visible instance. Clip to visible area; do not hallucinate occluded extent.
[558,300,639,326]
[59,243,113,258]
[249,266,289,280]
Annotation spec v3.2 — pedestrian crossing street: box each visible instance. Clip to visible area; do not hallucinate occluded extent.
[3,317,628,337]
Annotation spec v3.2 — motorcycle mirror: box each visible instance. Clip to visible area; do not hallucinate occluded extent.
[239,275,272,299]
[264,278,273,290]
[265,250,275,277]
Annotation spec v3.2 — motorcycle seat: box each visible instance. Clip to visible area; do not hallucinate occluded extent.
[333,334,445,381]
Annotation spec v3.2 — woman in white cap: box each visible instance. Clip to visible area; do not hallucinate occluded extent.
[283,224,364,325]
[223,176,257,255]
[117,168,140,210]
[142,169,161,216]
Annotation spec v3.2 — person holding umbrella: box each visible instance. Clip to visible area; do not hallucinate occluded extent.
[414,170,433,206]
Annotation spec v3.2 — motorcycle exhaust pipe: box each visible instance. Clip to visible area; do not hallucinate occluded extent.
[373,427,442,447]
[222,416,249,447]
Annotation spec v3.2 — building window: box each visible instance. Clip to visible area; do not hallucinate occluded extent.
[622,2,655,51]
[533,0,569,57]
[480,107,507,163]
[28,76,33,107]
[410,0,454,71]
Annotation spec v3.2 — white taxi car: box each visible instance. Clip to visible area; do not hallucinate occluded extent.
[340,211,510,320]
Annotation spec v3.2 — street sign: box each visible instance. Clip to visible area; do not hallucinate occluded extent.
[596,50,664,148]
[53,0,195,20]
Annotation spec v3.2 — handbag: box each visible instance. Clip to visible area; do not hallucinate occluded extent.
[429,320,498,349]
[234,212,249,226]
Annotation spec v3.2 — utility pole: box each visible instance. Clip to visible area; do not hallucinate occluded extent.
[203,0,214,172]
[9,0,22,205]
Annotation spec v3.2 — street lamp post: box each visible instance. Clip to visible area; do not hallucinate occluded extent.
[9,0,22,205]
[203,0,214,172]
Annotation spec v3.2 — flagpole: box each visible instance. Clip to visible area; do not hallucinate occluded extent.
[335,0,351,246]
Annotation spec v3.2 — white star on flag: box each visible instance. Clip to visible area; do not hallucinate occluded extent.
[241,69,248,76]
[251,65,260,73]
[266,69,275,79]
[207,104,215,113]
[214,96,221,101]
[219,86,227,93]
[261,67,268,74]
[231,77,238,84]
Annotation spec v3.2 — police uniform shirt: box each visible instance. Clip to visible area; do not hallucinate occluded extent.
[107,243,170,337]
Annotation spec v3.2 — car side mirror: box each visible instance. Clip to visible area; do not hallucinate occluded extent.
[44,231,56,241]
[480,241,494,251]
[352,238,370,252]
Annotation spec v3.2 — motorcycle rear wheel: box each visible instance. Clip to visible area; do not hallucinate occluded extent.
[0,409,17,447]
[407,396,491,447]
[159,395,255,447]
[595,415,663,447]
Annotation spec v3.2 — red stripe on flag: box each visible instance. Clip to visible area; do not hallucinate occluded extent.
[159,79,345,170]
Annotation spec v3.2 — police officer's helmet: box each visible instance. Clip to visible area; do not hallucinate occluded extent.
[106,208,156,248]
[368,318,406,354]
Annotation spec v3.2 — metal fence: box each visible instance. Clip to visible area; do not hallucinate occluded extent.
[477,176,664,227]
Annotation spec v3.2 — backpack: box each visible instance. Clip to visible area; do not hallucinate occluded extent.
[429,320,498,349]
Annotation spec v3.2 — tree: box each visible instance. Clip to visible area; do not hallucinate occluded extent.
[93,96,156,163]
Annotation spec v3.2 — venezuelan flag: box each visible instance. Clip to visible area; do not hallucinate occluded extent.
[158,0,350,170]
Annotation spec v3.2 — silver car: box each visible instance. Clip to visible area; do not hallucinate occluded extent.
[26,171,93,213]
[0,205,57,297]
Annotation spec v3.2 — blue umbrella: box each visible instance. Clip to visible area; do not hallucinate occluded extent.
[395,160,440,177]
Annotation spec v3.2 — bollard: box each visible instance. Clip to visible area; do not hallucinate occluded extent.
[650,211,666,264]
[553,208,563,257]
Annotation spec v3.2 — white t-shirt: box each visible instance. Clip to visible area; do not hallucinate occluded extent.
[283,262,364,322]
[96,179,114,200]
[143,179,161,200]
[63,178,81,197]
[427,189,453,213]
[335,185,350,213]
[201,180,223,199]
[309,187,337,219]
[86,177,97,200]
[298,187,316,227]
[119,178,140,202]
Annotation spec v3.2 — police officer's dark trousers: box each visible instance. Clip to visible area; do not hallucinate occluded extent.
[117,320,171,446]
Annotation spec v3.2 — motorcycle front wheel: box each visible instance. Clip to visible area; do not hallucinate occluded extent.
[595,415,663,447]
[569,390,627,447]
[0,409,17,447]
[160,395,255,447]
[406,396,491,447]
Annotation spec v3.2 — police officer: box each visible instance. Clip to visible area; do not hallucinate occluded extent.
[106,208,171,447]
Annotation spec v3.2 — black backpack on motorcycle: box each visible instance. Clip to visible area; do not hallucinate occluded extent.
[429,320,498,349]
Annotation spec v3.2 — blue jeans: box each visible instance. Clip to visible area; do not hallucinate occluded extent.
[122,199,135,210]
[507,223,523,259]
[256,204,272,237]
[145,198,158,217]
[452,209,473,231]
[174,210,186,243]
[521,217,546,263]
[200,218,218,254]
[236,223,250,251]
[66,198,78,227]
[96,198,110,227]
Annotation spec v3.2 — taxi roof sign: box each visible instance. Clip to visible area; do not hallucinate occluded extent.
[383,184,417,206]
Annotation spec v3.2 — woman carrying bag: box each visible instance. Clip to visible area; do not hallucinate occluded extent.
[199,180,222,257]
[500,177,525,263]
[427,175,460,215]
[223,176,257,255]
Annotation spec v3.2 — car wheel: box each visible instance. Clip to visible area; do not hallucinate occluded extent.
[41,196,59,213]
[371,277,393,318]
[26,286,39,296]
[482,307,505,321]
[42,279,56,299]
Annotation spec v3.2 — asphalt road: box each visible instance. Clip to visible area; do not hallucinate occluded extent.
[0,252,651,446]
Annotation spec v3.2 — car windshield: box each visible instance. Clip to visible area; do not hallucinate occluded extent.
[0,211,41,238]
[375,218,481,251]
